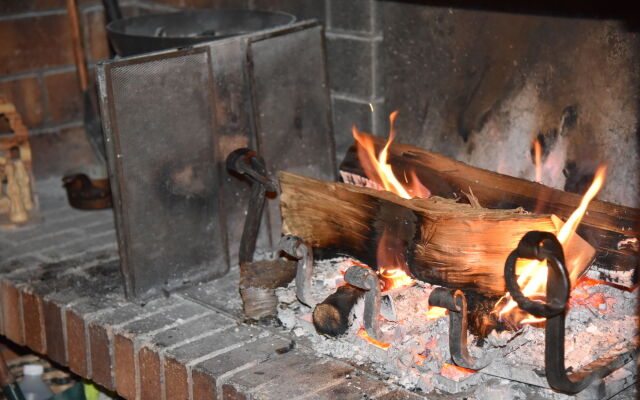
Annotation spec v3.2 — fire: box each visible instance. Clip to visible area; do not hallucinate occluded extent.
[357,328,390,349]
[426,306,448,320]
[379,268,414,291]
[534,138,542,183]
[351,111,425,291]
[352,111,430,200]
[496,166,607,324]
[440,363,476,381]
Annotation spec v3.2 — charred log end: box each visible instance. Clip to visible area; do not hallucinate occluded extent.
[312,284,365,337]
[239,259,297,320]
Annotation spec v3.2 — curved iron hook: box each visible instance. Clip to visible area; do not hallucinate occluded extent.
[278,235,315,307]
[429,287,490,370]
[505,231,635,394]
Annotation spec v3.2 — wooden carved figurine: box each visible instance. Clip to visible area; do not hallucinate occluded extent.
[13,159,33,211]
[0,157,9,214]
[5,163,27,223]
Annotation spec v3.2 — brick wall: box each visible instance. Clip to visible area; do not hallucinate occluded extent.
[0,0,164,178]
[118,0,385,162]
[1,0,384,174]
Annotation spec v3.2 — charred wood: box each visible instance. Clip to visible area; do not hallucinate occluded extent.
[239,259,297,320]
[279,171,594,297]
[339,133,639,287]
[312,284,366,337]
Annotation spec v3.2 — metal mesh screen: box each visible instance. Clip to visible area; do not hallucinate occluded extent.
[100,48,228,301]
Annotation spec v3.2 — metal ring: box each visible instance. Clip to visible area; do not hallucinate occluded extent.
[503,231,570,318]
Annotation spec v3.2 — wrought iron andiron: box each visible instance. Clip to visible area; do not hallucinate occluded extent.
[428,288,490,370]
[504,231,636,394]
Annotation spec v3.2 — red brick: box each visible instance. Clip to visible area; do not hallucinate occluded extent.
[1,282,23,345]
[0,0,102,13]
[192,368,215,400]
[0,13,75,75]
[30,125,97,179]
[114,334,136,400]
[0,76,44,128]
[43,70,82,125]
[0,0,64,13]
[65,309,88,376]
[84,9,109,61]
[222,385,247,400]
[182,0,246,7]
[303,373,391,399]
[164,356,189,400]
[42,300,66,365]
[21,291,45,353]
[221,351,352,400]
[191,336,292,399]
[144,0,184,6]
[88,323,114,390]
[375,390,426,399]
[138,347,161,400]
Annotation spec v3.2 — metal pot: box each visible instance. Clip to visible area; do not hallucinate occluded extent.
[106,8,296,56]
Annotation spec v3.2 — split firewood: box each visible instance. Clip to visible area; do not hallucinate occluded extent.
[312,284,365,337]
[239,259,297,320]
[340,132,639,287]
[279,171,595,297]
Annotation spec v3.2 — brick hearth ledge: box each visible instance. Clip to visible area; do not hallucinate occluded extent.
[0,179,422,400]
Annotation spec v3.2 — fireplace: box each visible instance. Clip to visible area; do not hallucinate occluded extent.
[0,0,638,399]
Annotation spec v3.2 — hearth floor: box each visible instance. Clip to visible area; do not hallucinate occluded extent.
[0,179,636,400]
[0,179,429,400]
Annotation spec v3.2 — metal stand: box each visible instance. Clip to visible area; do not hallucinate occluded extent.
[504,231,636,394]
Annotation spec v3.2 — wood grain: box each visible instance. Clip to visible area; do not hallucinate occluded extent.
[279,172,595,296]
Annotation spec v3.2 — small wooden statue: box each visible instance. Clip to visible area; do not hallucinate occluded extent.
[0,96,37,227]
[5,162,27,223]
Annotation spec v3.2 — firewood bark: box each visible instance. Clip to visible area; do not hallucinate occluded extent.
[339,133,639,287]
[239,259,297,319]
[312,284,365,337]
[279,171,595,297]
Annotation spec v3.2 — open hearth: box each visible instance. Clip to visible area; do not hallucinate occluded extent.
[264,129,639,399]
[1,0,639,399]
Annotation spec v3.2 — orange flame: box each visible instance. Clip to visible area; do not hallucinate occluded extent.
[440,363,476,381]
[379,268,414,291]
[357,328,390,349]
[496,166,607,324]
[352,111,430,199]
[426,306,448,320]
[534,139,542,183]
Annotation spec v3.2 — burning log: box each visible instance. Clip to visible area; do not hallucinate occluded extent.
[340,132,639,288]
[279,172,595,297]
[312,284,365,337]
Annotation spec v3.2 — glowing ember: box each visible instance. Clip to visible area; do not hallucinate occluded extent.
[379,268,414,291]
[352,111,430,200]
[351,112,427,292]
[496,166,607,324]
[569,276,616,313]
[426,305,448,320]
[357,328,390,349]
[440,363,476,381]
[534,138,542,183]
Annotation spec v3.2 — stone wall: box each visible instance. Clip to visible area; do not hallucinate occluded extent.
[381,3,640,208]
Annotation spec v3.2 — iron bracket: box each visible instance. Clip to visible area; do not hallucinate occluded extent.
[226,148,276,264]
[429,287,490,370]
[278,235,316,307]
[505,231,637,394]
[344,265,387,342]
